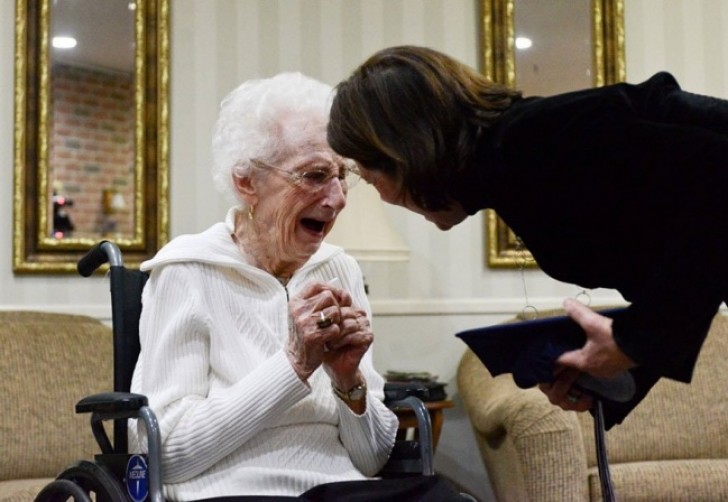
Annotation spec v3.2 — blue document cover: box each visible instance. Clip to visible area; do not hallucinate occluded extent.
[456,308,635,402]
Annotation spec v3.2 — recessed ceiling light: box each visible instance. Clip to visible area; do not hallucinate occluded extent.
[515,37,532,50]
[52,36,77,49]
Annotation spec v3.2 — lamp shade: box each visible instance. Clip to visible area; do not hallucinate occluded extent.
[326,182,410,261]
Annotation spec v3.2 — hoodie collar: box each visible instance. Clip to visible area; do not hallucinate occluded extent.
[141,206,343,274]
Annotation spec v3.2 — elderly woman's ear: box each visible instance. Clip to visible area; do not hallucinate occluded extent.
[233,172,258,207]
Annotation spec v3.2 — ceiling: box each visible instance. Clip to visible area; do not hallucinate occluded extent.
[50,0,135,73]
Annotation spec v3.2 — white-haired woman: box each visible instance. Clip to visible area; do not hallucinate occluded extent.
[129,73,463,501]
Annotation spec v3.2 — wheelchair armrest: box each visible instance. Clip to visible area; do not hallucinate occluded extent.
[76,392,155,455]
[74,392,164,502]
[384,395,434,476]
[76,391,148,415]
[75,392,153,456]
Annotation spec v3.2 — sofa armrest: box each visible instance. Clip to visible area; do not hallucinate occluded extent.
[457,349,590,502]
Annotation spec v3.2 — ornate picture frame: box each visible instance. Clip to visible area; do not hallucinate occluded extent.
[13,0,169,273]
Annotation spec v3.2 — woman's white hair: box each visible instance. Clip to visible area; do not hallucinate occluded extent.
[211,72,334,205]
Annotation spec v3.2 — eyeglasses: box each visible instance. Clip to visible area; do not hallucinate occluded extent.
[250,158,360,191]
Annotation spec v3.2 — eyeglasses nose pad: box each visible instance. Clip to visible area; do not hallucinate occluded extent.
[321,177,348,203]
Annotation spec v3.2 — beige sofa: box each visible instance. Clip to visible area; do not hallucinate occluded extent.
[0,311,113,501]
[458,310,728,502]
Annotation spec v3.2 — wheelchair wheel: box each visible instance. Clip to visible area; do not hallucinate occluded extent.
[36,460,128,502]
[35,479,91,502]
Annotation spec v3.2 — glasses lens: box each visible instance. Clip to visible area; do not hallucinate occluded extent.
[298,169,331,189]
[296,165,359,191]
[344,165,360,189]
[255,158,359,192]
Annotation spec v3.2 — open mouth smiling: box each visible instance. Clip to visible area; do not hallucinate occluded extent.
[301,217,326,233]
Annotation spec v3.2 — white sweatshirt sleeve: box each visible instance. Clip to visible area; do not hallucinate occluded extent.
[334,368,399,475]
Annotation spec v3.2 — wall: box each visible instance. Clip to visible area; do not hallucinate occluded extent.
[2,1,727,500]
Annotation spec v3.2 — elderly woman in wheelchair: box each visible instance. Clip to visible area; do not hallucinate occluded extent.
[113,72,463,502]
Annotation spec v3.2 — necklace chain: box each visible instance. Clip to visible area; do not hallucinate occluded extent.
[516,237,538,320]
[516,236,591,320]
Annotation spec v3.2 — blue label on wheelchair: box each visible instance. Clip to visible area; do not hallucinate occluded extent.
[126,454,149,502]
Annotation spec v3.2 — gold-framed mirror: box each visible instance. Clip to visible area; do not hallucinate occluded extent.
[481,0,625,267]
[13,0,169,274]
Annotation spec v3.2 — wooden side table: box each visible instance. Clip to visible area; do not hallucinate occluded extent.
[392,400,454,451]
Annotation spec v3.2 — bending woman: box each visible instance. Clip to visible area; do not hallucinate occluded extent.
[327,45,728,428]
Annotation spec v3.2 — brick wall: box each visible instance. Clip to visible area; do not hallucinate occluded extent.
[49,63,134,239]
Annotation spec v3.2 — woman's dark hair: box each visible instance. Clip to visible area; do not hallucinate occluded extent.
[328,45,521,211]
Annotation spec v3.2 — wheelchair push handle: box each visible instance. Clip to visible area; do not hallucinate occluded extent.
[77,241,124,276]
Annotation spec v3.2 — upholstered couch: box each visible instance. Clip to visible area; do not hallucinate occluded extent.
[0,311,113,501]
[458,310,728,502]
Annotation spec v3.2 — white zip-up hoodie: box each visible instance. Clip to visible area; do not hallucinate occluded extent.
[130,208,398,500]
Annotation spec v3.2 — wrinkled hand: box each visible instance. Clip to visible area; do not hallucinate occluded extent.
[323,306,372,392]
[538,298,636,411]
[287,282,352,383]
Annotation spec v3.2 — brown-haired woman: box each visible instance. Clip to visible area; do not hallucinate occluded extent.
[328,45,728,429]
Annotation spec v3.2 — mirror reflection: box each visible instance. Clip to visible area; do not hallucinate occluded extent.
[513,0,592,96]
[49,0,136,240]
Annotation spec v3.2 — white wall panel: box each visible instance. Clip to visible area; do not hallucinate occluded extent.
[625,0,728,96]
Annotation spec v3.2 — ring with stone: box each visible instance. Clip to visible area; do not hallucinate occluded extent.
[317,311,333,329]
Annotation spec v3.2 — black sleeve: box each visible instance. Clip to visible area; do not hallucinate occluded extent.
[494,84,728,427]
[633,71,728,136]
[606,119,728,382]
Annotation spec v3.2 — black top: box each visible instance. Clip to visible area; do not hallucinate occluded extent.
[460,72,728,427]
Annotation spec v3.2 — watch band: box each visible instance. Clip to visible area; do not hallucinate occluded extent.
[332,381,367,402]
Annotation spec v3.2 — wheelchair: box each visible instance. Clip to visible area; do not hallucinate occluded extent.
[35,241,439,502]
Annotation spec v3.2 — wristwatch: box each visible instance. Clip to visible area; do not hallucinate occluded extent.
[332,381,367,402]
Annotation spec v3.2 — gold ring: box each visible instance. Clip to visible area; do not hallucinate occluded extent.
[566,389,581,404]
[317,311,333,329]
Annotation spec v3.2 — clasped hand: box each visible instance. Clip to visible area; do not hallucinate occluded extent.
[286,281,371,390]
[538,298,636,411]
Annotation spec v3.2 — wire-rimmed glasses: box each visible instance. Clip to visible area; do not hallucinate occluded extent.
[250,158,360,192]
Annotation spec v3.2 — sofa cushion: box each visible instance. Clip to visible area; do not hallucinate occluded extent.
[587,459,728,502]
[0,478,54,502]
[0,312,113,484]
[580,314,728,465]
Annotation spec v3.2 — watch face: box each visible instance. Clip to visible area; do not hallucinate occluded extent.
[349,385,366,401]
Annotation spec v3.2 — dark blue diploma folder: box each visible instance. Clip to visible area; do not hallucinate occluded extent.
[456,308,635,402]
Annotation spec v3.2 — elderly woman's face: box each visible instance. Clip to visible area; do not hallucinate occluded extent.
[250,122,349,262]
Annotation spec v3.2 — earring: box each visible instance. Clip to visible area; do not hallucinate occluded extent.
[247,205,254,220]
